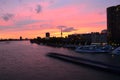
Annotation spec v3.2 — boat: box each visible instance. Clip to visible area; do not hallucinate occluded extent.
[112,47,120,55]
[75,45,113,53]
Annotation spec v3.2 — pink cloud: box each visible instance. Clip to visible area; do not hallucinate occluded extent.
[0,1,107,38]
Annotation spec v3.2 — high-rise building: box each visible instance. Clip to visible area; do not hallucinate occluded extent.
[46,32,50,38]
[107,5,120,45]
[20,36,22,40]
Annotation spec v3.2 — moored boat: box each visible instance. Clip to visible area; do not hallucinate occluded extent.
[112,47,120,55]
[75,45,113,53]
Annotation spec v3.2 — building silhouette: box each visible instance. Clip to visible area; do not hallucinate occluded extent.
[20,36,22,40]
[46,32,50,38]
[107,5,120,45]
[68,31,107,45]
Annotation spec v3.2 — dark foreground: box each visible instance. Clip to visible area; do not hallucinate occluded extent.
[0,41,120,80]
[47,52,120,75]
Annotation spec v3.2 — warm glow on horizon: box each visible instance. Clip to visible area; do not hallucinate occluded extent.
[0,0,119,39]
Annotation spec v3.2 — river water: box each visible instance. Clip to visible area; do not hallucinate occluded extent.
[0,41,120,80]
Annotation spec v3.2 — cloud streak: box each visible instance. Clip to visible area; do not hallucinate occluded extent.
[35,4,42,13]
[57,26,76,32]
[1,13,14,21]
[57,25,67,29]
[15,19,44,26]
[63,27,76,32]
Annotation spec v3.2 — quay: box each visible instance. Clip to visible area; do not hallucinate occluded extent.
[47,52,120,75]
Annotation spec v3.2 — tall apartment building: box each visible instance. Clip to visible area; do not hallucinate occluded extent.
[107,5,120,45]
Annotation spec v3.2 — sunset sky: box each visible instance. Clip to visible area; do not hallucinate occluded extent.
[0,0,119,39]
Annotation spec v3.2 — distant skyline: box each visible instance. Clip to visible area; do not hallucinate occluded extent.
[0,0,119,39]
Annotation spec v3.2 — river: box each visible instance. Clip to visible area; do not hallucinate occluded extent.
[0,41,120,80]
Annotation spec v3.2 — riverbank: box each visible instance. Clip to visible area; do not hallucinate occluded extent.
[47,52,120,75]
[30,39,78,49]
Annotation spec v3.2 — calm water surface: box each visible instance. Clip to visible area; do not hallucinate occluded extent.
[0,41,120,80]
